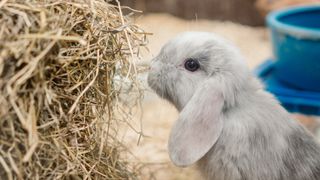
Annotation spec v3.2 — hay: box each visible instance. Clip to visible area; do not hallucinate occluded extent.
[0,0,147,179]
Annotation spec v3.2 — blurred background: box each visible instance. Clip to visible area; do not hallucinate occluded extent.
[118,0,320,179]
[121,0,318,25]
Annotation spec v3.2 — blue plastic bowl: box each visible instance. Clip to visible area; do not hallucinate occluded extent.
[255,60,320,115]
[267,5,320,91]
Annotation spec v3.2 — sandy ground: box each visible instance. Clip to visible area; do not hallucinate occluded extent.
[120,13,319,180]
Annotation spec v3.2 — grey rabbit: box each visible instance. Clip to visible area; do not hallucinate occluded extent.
[147,32,320,180]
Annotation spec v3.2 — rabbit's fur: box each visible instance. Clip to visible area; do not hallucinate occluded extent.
[147,32,320,180]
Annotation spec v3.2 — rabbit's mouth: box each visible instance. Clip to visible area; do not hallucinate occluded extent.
[148,73,168,98]
[147,71,177,106]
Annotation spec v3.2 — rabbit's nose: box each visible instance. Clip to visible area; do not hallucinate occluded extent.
[149,60,157,71]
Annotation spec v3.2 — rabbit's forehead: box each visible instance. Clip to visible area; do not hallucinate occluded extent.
[161,37,214,63]
[168,34,212,52]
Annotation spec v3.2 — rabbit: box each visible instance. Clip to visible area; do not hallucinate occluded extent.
[147,32,320,180]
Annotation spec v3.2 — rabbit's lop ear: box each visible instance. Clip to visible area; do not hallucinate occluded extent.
[168,79,224,167]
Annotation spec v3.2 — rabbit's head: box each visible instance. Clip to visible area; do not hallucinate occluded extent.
[147,32,256,167]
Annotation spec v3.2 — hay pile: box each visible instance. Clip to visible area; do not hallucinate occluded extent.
[0,0,147,179]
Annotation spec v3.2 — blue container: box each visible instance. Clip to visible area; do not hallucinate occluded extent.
[267,5,320,91]
[255,60,320,116]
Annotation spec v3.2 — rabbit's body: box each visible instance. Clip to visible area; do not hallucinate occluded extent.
[198,86,320,180]
[147,32,320,180]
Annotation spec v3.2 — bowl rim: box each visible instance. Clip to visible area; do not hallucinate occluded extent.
[267,5,320,39]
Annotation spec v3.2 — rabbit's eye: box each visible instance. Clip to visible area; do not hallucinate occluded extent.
[184,58,200,72]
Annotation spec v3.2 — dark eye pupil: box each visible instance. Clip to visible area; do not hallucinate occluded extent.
[184,59,200,72]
